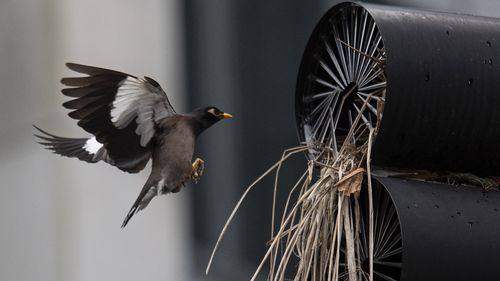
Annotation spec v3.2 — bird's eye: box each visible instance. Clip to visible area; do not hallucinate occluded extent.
[207,108,217,116]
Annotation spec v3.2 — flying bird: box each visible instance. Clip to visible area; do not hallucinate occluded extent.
[34,63,232,227]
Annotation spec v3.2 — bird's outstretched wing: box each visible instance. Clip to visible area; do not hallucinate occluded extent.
[57,62,177,173]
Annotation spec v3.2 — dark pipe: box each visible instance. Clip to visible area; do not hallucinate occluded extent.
[362,3,500,175]
[375,176,500,281]
[295,2,500,175]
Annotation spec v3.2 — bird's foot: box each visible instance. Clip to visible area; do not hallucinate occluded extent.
[191,158,204,184]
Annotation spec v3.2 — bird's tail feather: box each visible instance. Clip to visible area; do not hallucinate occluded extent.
[121,178,158,228]
[121,205,139,228]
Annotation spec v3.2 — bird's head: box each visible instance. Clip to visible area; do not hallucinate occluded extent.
[190,106,232,132]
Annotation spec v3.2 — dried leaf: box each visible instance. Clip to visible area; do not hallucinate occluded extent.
[336,168,366,194]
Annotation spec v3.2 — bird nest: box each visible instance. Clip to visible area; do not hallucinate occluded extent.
[257,97,382,281]
[207,71,385,281]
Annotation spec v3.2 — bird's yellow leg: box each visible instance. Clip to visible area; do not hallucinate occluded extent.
[191,158,204,184]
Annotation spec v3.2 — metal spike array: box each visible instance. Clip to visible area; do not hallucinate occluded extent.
[301,6,386,160]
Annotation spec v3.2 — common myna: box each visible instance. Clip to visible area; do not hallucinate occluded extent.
[34,63,232,227]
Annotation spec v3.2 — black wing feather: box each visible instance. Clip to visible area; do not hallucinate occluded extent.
[63,95,107,110]
[66,62,130,76]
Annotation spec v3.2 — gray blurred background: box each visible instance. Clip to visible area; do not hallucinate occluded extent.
[1,0,499,280]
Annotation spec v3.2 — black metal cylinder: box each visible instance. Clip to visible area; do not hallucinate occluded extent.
[295,2,500,175]
[364,3,500,175]
[374,176,500,281]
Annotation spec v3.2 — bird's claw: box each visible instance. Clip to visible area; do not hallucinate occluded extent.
[191,158,204,184]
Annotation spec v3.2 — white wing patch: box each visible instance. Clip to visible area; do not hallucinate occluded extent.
[83,137,103,154]
[111,77,145,128]
[110,76,172,147]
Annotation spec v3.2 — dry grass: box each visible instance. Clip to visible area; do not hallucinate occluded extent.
[256,134,376,281]
[385,169,500,191]
[206,92,382,281]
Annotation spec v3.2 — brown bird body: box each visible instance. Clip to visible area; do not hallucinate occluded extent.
[122,116,196,226]
[34,63,232,227]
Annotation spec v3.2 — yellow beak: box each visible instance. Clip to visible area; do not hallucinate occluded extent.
[221,112,233,119]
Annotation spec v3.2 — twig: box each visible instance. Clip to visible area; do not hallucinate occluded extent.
[367,129,375,281]
[206,146,309,274]
[336,38,385,66]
